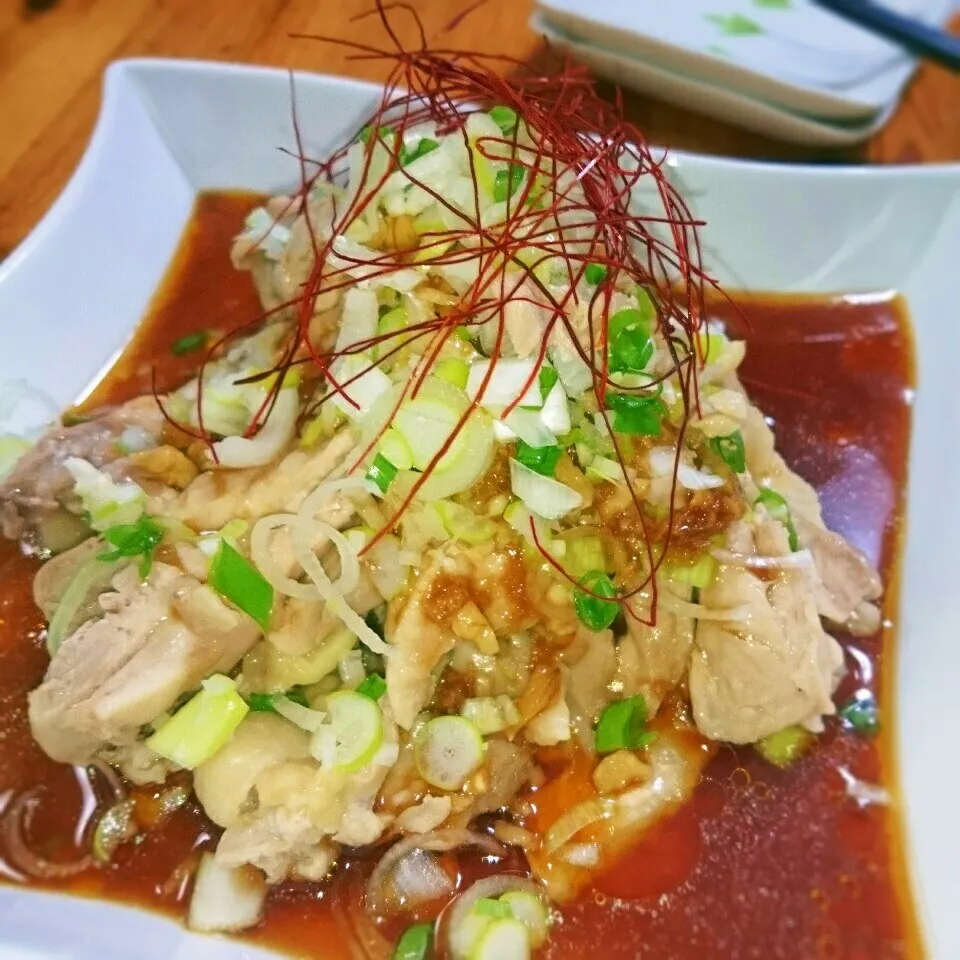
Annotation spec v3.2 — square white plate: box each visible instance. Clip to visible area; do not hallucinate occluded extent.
[0,59,958,959]
[535,0,955,119]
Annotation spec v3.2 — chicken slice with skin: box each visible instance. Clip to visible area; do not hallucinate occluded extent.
[0,397,164,541]
[167,428,359,531]
[28,562,260,764]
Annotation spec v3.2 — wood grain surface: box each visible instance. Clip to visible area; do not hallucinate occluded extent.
[1,0,958,258]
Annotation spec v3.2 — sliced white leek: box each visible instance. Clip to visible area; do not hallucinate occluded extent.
[415,715,485,790]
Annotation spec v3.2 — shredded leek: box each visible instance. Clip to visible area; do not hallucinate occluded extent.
[435,500,497,544]
[147,674,249,770]
[436,358,470,389]
[323,690,384,771]
[415,715,485,790]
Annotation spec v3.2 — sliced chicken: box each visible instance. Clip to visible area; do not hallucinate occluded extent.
[737,387,883,630]
[794,515,882,627]
[0,397,163,540]
[617,597,695,718]
[28,562,260,764]
[386,548,461,729]
[449,739,534,828]
[689,558,843,744]
[564,629,617,737]
[168,428,359,530]
[217,806,338,884]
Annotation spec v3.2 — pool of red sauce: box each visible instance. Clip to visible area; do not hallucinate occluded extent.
[0,193,921,959]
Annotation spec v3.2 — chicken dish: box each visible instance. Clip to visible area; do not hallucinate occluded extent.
[0,38,919,960]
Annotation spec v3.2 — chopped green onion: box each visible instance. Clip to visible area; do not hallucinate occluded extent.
[709,431,746,474]
[171,331,208,356]
[379,429,413,471]
[608,308,653,373]
[565,536,606,579]
[493,164,525,203]
[500,891,550,947]
[754,488,799,551]
[594,694,653,754]
[475,898,513,919]
[435,500,498,544]
[460,696,509,735]
[605,393,666,436]
[515,439,562,478]
[400,137,439,166]
[366,453,398,494]
[378,305,408,339]
[473,916,530,959]
[325,690,384,770]
[634,287,657,325]
[146,674,249,769]
[415,715,485,790]
[839,692,880,736]
[696,327,728,364]
[538,366,559,403]
[574,570,619,632]
[488,105,518,134]
[585,263,608,285]
[98,514,165,578]
[208,541,274,630]
[359,124,394,146]
[356,673,387,702]
[246,689,310,713]
[663,552,717,589]
[391,923,433,960]
[435,357,470,389]
[755,725,814,767]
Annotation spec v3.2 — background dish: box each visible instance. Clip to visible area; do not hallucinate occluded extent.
[531,13,900,146]
[533,0,955,118]
[0,60,957,958]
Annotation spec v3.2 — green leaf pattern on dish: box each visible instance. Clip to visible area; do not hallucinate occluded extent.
[705,12,764,35]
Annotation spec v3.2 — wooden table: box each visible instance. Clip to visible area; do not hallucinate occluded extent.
[1,0,958,258]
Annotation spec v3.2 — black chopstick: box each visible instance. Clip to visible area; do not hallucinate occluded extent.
[811,0,960,72]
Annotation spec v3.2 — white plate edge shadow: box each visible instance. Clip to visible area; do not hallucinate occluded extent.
[0,58,959,959]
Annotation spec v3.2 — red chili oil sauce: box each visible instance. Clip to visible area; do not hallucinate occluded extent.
[0,193,922,959]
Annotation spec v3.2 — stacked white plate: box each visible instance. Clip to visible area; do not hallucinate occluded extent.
[532,0,956,145]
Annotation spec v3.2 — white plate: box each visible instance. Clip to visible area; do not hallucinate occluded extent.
[532,13,898,147]
[535,0,954,119]
[0,59,958,958]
